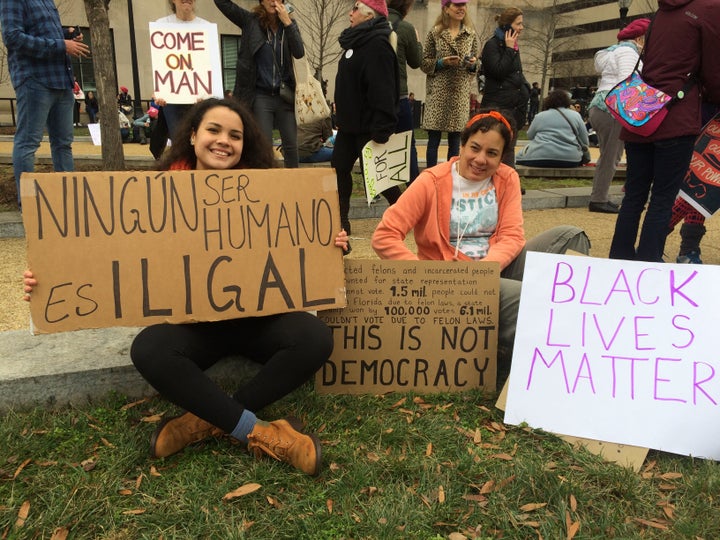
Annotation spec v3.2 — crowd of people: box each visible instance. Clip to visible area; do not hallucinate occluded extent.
[7,0,720,478]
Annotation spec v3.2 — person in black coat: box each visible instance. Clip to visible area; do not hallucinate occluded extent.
[332,0,401,240]
[480,6,529,166]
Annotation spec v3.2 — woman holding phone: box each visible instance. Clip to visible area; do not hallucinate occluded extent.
[480,7,529,167]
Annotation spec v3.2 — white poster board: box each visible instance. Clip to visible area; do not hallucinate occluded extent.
[361,131,412,204]
[149,22,224,104]
[505,252,720,460]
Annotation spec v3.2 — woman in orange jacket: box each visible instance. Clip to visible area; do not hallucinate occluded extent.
[372,110,589,376]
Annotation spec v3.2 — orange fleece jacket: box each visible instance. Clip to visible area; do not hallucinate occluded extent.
[372,157,526,269]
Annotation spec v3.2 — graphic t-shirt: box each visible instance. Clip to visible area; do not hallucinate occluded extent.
[449,162,497,259]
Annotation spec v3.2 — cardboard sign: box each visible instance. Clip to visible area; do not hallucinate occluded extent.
[149,22,224,104]
[678,111,720,217]
[316,259,499,394]
[20,169,345,334]
[362,131,412,204]
[505,252,720,461]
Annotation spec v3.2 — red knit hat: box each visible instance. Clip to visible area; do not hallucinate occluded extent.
[617,18,650,41]
[360,0,388,17]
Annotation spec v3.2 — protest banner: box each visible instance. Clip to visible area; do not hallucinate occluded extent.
[505,252,720,460]
[20,168,345,334]
[678,111,720,217]
[149,22,224,104]
[361,131,412,204]
[316,259,499,394]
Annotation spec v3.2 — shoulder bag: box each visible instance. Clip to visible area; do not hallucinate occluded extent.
[556,109,591,165]
[604,17,694,136]
[292,56,331,126]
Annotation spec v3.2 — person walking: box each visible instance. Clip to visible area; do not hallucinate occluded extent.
[609,0,720,262]
[332,0,402,244]
[214,0,305,168]
[0,4,89,209]
[420,0,478,168]
[388,0,422,183]
[586,18,649,214]
[480,7,529,167]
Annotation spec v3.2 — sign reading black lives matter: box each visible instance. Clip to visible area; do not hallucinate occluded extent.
[21,169,346,334]
[316,259,499,394]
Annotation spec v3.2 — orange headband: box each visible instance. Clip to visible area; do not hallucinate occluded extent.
[465,111,513,138]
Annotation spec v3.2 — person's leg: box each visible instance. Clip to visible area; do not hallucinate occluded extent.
[426,130,441,168]
[497,277,522,380]
[396,98,419,181]
[447,131,461,161]
[502,225,590,282]
[162,104,191,141]
[299,146,334,163]
[230,312,332,412]
[588,107,623,204]
[635,136,695,262]
[276,97,299,168]
[252,93,276,151]
[45,87,75,174]
[130,321,245,433]
[678,219,706,263]
[609,141,654,260]
[331,130,358,234]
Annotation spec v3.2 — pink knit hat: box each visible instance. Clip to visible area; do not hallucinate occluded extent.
[617,18,650,41]
[360,0,388,17]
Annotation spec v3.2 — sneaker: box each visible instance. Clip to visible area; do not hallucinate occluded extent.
[588,201,620,214]
[676,251,703,264]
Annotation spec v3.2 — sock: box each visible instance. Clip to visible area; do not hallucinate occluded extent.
[230,409,258,443]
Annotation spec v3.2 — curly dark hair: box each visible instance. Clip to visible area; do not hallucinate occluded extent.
[542,88,572,110]
[158,98,275,170]
[461,108,515,156]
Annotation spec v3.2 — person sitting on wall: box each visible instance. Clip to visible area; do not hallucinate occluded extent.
[297,115,335,163]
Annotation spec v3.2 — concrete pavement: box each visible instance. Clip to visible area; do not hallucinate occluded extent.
[0,134,625,410]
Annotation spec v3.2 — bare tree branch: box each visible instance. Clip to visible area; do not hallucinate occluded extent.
[294,0,352,82]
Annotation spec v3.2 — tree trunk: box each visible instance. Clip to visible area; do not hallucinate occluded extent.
[83,0,125,170]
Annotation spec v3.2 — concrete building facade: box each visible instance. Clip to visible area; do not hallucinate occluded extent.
[0,0,654,125]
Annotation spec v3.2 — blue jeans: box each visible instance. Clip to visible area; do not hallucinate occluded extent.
[426,130,460,168]
[299,145,333,163]
[609,136,695,262]
[253,92,299,168]
[13,78,75,206]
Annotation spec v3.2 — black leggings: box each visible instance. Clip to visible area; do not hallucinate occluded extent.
[130,312,332,433]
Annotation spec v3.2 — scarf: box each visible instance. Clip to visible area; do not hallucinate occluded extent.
[339,17,391,50]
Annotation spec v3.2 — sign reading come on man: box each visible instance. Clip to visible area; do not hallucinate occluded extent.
[149,22,224,104]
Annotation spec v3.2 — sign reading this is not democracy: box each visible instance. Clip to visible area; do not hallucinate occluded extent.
[21,169,346,334]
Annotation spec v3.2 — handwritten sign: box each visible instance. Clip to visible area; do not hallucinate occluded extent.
[505,252,720,460]
[678,111,720,217]
[20,168,345,334]
[316,259,499,394]
[361,131,412,204]
[149,22,224,104]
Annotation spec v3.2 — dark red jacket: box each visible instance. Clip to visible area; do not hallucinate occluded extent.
[622,0,720,142]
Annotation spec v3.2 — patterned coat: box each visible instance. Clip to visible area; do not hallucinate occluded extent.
[420,24,478,132]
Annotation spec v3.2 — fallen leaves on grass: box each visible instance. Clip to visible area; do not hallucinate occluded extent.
[15,500,30,527]
[12,458,31,479]
[50,527,69,540]
[222,482,262,501]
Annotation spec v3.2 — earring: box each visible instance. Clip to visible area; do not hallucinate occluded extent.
[190,137,195,146]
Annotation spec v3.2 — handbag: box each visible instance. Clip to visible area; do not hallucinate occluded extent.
[604,18,693,136]
[556,109,591,165]
[292,56,331,126]
[269,37,295,105]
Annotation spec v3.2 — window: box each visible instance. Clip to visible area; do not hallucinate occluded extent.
[69,27,96,91]
[221,35,241,94]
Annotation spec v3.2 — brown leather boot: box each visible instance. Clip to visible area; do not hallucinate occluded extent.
[150,412,225,458]
[247,419,322,476]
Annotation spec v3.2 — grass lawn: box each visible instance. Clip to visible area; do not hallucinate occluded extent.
[2,385,719,538]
